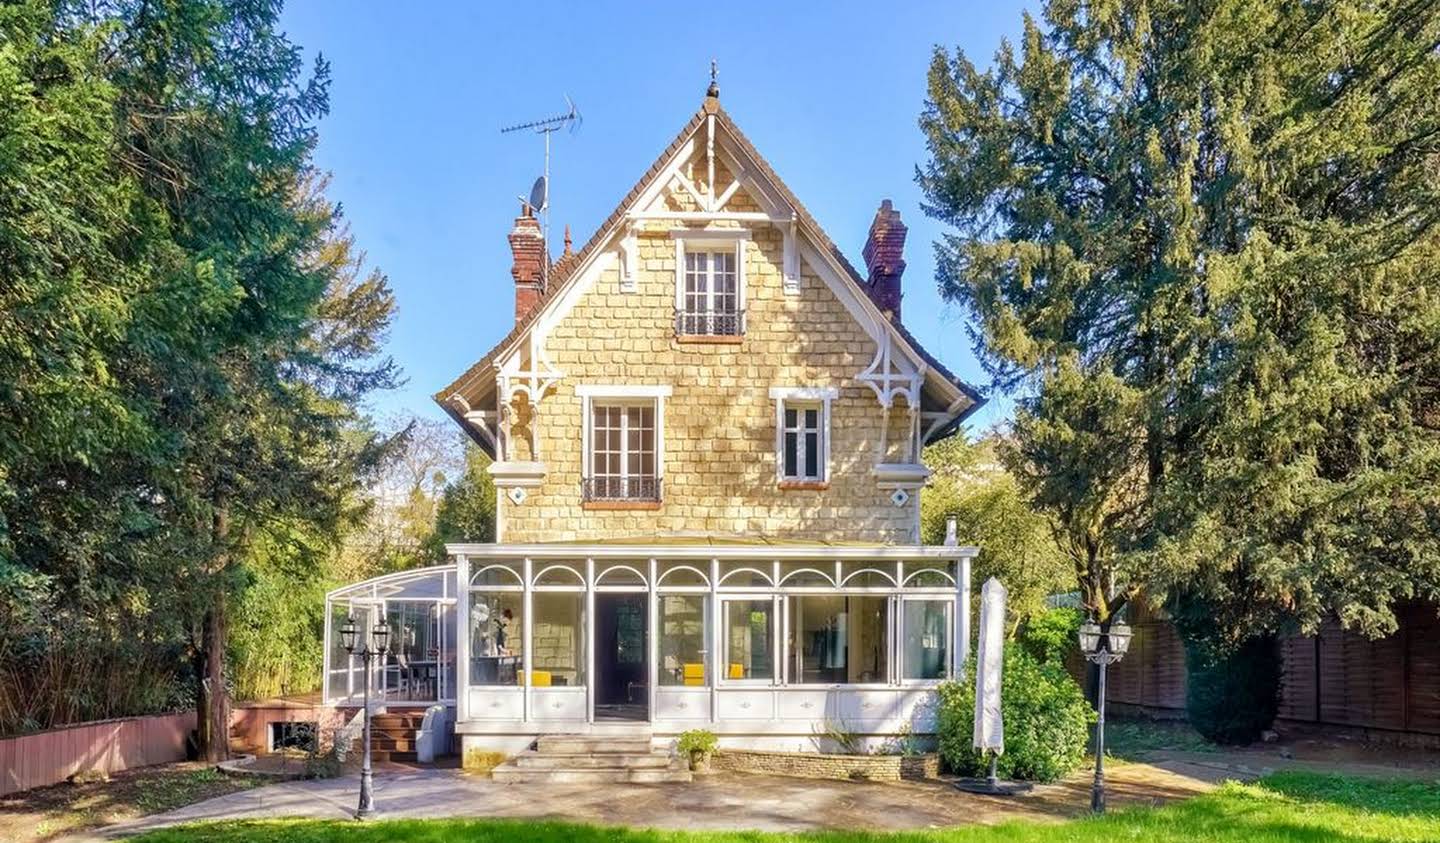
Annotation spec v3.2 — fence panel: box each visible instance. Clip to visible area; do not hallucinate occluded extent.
[0,712,196,797]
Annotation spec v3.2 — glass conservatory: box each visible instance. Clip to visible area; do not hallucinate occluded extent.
[324,540,975,744]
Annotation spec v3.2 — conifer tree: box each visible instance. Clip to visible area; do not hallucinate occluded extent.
[920,0,1440,643]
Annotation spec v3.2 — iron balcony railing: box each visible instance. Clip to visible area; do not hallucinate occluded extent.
[582,475,662,503]
[675,308,745,338]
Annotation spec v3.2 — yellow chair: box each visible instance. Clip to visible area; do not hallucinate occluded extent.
[682,663,705,686]
[728,663,745,680]
[522,670,552,687]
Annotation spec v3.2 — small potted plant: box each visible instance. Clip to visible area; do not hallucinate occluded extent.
[677,729,718,773]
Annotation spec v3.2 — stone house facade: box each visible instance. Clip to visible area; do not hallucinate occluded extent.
[320,85,985,768]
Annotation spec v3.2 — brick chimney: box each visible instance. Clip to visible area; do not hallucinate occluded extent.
[509,203,546,323]
[861,199,907,320]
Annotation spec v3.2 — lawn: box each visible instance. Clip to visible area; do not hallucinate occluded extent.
[130,772,1440,843]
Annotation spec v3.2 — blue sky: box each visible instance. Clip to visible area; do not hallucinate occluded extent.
[277,1,1029,432]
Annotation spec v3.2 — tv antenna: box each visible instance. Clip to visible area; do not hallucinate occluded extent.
[502,96,582,264]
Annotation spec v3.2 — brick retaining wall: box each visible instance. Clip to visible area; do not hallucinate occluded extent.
[713,748,938,782]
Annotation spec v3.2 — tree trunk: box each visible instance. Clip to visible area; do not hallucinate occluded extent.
[202,602,230,761]
[196,491,232,762]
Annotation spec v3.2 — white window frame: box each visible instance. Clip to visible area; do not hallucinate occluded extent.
[898,596,954,685]
[717,595,780,686]
[672,230,748,333]
[577,385,670,478]
[769,387,837,484]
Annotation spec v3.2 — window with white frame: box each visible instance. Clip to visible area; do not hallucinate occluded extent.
[674,236,745,337]
[770,387,836,484]
[579,386,668,503]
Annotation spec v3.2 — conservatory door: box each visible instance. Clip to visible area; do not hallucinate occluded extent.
[384,601,447,703]
[594,593,649,721]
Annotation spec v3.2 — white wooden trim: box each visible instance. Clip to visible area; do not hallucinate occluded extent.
[628,210,777,222]
[448,543,978,560]
[673,239,685,309]
[574,384,674,398]
[768,387,839,401]
[586,557,596,723]
[648,558,658,721]
[522,557,533,722]
[669,228,751,240]
[455,554,471,720]
[782,220,800,294]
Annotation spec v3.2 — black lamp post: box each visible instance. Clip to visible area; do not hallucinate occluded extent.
[340,614,389,820]
[1078,619,1132,814]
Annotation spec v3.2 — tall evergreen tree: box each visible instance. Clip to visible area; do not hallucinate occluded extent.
[0,1,399,749]
[920,1,1440,643]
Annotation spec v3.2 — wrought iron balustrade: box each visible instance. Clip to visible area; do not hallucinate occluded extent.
[582,476,662,503]
[675,308,745,337]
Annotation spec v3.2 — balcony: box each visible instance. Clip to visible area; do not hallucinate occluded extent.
[581,476,662,510]
[675,308,745,342]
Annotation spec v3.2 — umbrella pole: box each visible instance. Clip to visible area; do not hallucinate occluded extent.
[986,753,998,789]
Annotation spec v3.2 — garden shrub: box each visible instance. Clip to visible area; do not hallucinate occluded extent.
[936,644,1094,782]
[1184,633,1280,745]
[1018,607,1083,665]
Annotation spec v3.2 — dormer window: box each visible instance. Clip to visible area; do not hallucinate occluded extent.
[673,232,747,341]
[770,387,837,488]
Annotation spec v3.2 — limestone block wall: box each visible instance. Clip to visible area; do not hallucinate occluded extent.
[500,186,920,545]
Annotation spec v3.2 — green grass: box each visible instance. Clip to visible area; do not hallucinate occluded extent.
[129,772,1440,843]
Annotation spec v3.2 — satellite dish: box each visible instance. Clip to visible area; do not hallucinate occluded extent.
[528,176,548,213]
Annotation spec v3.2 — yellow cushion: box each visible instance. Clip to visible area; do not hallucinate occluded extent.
[728,663,744,679]
[525,670,552,687]
[683,663,705,686]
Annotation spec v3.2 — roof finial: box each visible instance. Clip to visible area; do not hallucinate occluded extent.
[562,224,573,257]
[707,58,719,99]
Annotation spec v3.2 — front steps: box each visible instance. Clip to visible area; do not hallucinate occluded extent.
[491,732,692,783]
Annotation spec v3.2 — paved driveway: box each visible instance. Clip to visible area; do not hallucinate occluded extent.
[71,761,1223,840]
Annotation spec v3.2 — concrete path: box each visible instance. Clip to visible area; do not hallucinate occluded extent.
[68,761,1221,840]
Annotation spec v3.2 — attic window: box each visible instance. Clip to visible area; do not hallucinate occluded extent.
[673,231,747,341]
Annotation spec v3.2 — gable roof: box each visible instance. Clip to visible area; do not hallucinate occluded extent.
[435,94,984,445]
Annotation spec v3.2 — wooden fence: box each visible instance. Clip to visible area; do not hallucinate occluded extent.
[0,711,195,797]
[1092,601,1440,745]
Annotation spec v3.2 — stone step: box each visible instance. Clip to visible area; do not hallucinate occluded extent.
[512,752,672,770]
[371,750,418,763]
[372,737,417,752]
[490,763,691,784]
[535,735,653,755]
[371,716,425,729]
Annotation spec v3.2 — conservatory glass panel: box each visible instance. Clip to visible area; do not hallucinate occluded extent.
[659,595,707,686]
[531,592,586,686]
[902,600,950,680]
[470,592,522,685]
[384,602,439,701]
[326,602,353,700]
[787,595,888,684]
[724,599,773,680]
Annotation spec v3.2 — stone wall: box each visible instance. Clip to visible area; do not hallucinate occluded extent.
[501,177,919,544]
[712,748,939,782]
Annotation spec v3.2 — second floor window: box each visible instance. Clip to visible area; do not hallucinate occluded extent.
[781,403,824,482]
[586,402,660,502]
[677,249,743,337]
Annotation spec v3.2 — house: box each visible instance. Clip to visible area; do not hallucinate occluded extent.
[322,82,984,773]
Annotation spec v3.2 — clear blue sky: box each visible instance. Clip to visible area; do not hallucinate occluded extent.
[277,1,1029,432]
